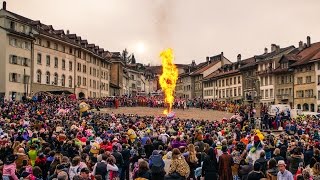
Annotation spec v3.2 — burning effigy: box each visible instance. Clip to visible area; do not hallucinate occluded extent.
[159,48,178,116]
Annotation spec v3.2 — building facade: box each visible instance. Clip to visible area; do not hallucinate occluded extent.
[255,45,295,106]
[0,4,33,100]
[0,3,112,99]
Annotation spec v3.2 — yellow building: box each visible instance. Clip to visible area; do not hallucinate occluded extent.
[291,38,320,112]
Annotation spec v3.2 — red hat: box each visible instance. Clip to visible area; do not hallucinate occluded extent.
[254,135,260,142]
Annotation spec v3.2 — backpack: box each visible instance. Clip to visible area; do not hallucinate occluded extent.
[150,156,164,174]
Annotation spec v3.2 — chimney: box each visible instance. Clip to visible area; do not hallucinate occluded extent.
[237,54,241,62]
[264,47,268,54]
[299,41,303,50]
[3,1,6,10]
[307,36,311,47]
[206,57,209,62]
[221,52,224,57]
[271,44,277,52]
[191,60,196,66]
[276,45,280,52]
[66,30,70,34]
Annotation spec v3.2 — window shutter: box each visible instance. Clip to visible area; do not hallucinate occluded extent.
[9,55,12,63]
[17,74,21,83]
[9,73,12,82]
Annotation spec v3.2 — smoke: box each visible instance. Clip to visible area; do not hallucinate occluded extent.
[153,0,175,48]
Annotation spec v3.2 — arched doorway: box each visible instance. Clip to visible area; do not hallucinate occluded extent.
[303,103,309,111]
[311,103,315,112]
[297,104,301,109]
[78,92,85,99]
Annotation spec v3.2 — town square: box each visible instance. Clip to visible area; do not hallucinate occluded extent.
[0,1,320,180]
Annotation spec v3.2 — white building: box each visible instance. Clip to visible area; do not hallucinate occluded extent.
[0,2,32,100]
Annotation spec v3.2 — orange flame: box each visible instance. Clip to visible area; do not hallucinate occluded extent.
[159,48,178,115]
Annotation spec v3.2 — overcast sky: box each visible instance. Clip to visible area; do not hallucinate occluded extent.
[6,0,320,65]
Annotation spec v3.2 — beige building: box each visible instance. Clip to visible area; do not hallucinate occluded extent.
[203,54,250,102]
[0,2,32,100]
[291,38,320,112]
[255,45,296,106]
[1,2,112,99]
[190,53,231,98]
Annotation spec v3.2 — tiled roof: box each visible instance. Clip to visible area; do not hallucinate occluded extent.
[292,42,320,66]
[255,46,295,60]
[190,60,220,76]
[239,57,256,69]
[3,9,115,60]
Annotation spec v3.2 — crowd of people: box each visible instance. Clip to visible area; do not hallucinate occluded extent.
[97,96,248,114]
[0,93,319,180]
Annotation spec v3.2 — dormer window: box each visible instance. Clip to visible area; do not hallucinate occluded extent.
[10,21,16,30]
[281,62,288,69]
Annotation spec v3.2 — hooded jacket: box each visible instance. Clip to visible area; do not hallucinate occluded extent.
[3,163,19,180]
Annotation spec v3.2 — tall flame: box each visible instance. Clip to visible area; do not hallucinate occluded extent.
[159,48,178,115]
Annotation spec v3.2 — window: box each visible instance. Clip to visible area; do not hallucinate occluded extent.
[24,42,31,50]
[270,89,273,98]
[306,65,312,71]
[297,77,303,84]
[69,61,73,71]
[222,80,225,87]
[54,57,58,68]
[54,43,58,50]
[265,76,268,86]
[61,75,65,86]
[238,76,240,84]
[226,79,229,86]
[83,65,86,73]
[265,89,269,98]
[9,55,18,64]
[289,88,292,95]
[46,55,50,66]
[83,77,87,86]
[238,87,241,96]
[69,48,73,54]
[46,72,50,84]
[9,73,20,82]
[54,73,58,85]
[46,41,50,48]
[77,63,81,72]
[306,76,312,83]
[93,80,96,89]
[38,38,42,46]
[77,76,81,86]
[36,70,41,83]
[35,53,41,64]
[297,90,304,98]
[260,90,264,99]
[68,76,73,88]
[62,46,65,52]
[62,59,65,70]
[269,76,273,85]
[90,67,92,75]
[9,38,17,46]
[318,91,320,100]
[281,62,288,69]
[10,21,16,30]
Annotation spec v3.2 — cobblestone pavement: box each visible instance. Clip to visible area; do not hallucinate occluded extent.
[99,107,233,120]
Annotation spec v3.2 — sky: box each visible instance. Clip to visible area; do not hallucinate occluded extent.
[5,0,320,65]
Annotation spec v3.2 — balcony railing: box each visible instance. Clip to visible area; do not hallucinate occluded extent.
[276,94,290,100]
